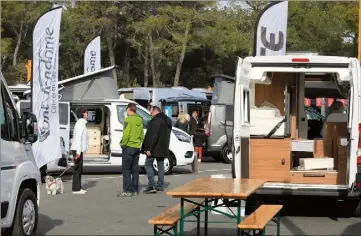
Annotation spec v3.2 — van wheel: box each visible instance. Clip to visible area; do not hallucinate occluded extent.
[221,145,232,164]
[10,188,38,236]
[351,199,361,217]
[152,155,174,175]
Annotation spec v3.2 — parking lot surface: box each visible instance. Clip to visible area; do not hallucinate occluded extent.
[38,158,360,235]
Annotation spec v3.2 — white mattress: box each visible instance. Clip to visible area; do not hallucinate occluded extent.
[250,116,285,136]
[299,158,334,171]
[250,108,277,118]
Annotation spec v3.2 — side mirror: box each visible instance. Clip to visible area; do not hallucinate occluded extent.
[225,105,234,123]
[22,112,38,143]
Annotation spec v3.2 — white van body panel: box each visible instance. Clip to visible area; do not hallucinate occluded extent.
[233,57,251,179]
[1,75,41,230]
[348,58,361,188]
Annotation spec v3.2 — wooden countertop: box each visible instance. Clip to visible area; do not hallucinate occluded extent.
[167,178,265,199]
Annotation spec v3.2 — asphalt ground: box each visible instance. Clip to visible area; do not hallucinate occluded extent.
[38,157,361,235]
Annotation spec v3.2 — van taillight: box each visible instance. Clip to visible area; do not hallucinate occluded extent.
[292,58,309,63]
[205,111,211,137]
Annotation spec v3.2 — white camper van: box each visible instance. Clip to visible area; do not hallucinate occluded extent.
[23,67,195,174]
[1,73,40,235]
[228,56,361,216]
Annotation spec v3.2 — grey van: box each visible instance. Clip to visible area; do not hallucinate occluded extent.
[205,74,235,163]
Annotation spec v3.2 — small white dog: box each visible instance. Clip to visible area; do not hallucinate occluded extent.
[45,176,64,195]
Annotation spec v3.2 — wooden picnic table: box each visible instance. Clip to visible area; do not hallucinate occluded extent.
[167,178,265,236]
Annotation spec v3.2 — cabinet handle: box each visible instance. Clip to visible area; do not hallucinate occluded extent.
[281,159,285,165]
[304,173,325,177]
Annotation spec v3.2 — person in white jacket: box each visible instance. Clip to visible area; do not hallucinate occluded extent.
[70,107,89,194]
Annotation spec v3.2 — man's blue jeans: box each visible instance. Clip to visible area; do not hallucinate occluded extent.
[145,156,164,189]
[122,147,140,193]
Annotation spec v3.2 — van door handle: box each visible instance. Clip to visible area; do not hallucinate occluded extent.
[114,129,123,132]
[236,146,240,154]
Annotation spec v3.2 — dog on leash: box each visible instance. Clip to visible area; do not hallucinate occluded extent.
[45,176,64,195]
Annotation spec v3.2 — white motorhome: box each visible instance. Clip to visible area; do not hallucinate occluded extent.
[23,67,195,174]
[1,73,40,235]
[228,56,361,216]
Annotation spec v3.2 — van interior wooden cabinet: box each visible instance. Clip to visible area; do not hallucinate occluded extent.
[250,139,291,182]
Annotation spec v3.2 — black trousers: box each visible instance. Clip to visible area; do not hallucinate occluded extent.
[72,151,83,191]
[122,147,140,193]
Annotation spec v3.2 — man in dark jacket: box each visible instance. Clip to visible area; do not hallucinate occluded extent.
[141,106,172,193]
[189,111,199,136]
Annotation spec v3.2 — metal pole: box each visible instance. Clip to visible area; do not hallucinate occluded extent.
[192,153,199,173]
[358,1,361,60]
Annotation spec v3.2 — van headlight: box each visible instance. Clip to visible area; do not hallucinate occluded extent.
[172,129,191,143]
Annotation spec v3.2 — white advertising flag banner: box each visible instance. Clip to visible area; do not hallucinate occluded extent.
[32,7,63,168]
[84,36,101,74]
[254,1,288,56]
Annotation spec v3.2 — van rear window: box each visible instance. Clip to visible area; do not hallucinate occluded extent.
[211,77,234,105]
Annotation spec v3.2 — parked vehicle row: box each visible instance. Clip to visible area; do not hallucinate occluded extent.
[19,67,195,175]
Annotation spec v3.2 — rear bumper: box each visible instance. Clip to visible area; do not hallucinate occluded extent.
[256,187,361,198]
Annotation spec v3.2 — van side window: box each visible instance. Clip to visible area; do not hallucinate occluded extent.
[116,105,151,127]
[1,84,19,141]
[0,92,7,140]
[243,90,250,124]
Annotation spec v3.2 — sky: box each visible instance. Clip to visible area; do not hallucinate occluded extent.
[217,1,252,11]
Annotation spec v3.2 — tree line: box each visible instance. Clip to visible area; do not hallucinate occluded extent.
[1,1,359,88]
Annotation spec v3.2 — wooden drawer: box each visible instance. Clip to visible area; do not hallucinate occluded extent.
[313,140,333,158]
[86,145,101,154]
[88,136,101,145]
[336,146,347,170]
[88,129,101,137]
[290,171,345,185]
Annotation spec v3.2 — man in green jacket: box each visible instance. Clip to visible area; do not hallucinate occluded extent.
[118,103,144,197]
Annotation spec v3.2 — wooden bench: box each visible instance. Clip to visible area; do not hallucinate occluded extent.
[238,204,283,236]
[149,202,200,236]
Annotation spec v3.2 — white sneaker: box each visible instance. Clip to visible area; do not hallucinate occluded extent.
[72,190,86,194]
[81,189,87,193]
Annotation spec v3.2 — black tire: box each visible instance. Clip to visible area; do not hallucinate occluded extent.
[351,199,361,217]
[8,188,38,236]
[152,155,174,175]
[220,145,232,164]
